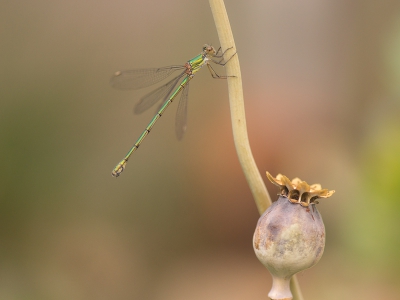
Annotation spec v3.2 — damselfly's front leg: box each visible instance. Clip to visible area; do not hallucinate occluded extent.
[211,48,236,66]
[214,46,233,58]
[206,63,236,79]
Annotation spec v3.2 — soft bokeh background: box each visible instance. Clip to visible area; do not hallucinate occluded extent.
[1,0,400,299]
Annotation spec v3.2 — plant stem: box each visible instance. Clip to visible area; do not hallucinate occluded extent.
[208,1,304,299]
[290,275,304,300]
[208,0,271,214]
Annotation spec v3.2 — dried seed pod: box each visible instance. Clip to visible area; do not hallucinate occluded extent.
[253,172,335,300]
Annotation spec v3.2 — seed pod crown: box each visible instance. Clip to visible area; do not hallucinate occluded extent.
[266,172,335,206]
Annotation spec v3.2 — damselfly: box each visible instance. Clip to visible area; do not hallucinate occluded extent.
[110,44,235,177]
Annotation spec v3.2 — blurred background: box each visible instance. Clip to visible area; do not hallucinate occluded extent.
[1,0,400,299]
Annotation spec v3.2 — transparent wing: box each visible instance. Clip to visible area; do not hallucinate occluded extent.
[175,83,189,140]
[134,73,185,114]
[110,66,185,90]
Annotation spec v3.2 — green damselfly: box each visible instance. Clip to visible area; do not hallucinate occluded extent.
[110,44,235,177]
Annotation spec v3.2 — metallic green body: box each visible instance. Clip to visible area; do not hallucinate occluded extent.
[188,54,205,73]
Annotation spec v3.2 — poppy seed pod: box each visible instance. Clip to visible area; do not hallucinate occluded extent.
[253,172,335,300]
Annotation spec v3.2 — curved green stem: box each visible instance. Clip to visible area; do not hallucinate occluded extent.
[208,0,271,214]
[290,275,304,300]
[208,1,304,300]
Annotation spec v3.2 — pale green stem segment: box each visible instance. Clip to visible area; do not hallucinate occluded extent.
[208,0,272,212]
[209,0,304,299]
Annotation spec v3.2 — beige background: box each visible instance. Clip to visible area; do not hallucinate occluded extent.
[1,0,400,299]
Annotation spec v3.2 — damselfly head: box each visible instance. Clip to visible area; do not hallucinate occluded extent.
[203,44,216,56]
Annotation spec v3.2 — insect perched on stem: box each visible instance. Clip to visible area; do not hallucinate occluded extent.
[110,44,235,177]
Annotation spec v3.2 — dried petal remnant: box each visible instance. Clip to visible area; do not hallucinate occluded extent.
[266,172,335,207]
